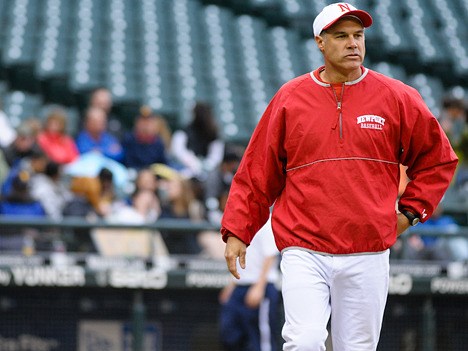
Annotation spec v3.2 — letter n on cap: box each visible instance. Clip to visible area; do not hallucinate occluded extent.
[338,3,351,12]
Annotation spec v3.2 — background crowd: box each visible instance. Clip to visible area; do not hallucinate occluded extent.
[0,86,467,261]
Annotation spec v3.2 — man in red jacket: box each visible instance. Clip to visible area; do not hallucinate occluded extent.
[221,2,458,350]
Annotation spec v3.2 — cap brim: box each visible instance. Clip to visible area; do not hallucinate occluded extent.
[322,10,373,32]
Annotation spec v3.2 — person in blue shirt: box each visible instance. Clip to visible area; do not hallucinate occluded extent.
[122,109,168,170]
[75,107,124,162]
[0,170,46,252]
[0,171,46,217]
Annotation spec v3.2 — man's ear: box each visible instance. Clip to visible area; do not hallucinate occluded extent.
[315,35,325,51]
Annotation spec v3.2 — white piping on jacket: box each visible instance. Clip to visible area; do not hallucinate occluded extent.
[286,156,399,173]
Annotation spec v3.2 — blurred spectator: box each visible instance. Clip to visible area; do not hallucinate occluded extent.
[439,96,467,148]
[394,201,468,261]
[0,171,46,217]
[37,106,79,164]
[122,106,168,170]
[88,87,123,138]
[30,161,73,220]
[2,122,42,167]
[159,175,204,221]
[1,149,49,197]
[204,146,243,225]
[0,149,10,188]
[0,108,16,148]
[75,107,124,162]
[156,168,204,254]
[69,167,118,218]
[0,171,46,253]
[23,116,43,137]
[171,102,224,178]
[454,130,468,191]
[156,113,173,152]
[128,168,161,222]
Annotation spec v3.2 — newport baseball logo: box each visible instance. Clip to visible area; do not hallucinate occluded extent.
[357,115,385,130]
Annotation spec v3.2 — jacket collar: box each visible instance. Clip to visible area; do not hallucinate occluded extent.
[310,66,369,87]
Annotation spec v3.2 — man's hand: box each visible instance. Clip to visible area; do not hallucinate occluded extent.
[224,236,247,279]
[245,282,265,308]
[397,212,411,236]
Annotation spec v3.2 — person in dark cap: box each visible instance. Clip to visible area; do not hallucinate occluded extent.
[221,2,457,350]
[2,122,42,167]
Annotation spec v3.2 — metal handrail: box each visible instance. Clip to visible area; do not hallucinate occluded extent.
[0,215,221,232]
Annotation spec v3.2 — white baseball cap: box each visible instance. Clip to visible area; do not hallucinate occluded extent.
[313,2,373,37]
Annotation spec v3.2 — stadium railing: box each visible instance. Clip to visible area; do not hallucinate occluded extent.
[1,216,468,350]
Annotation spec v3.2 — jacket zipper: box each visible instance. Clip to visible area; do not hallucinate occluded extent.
[331,83,345,139]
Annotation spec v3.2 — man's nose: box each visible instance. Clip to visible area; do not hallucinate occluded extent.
[347,37,358,48]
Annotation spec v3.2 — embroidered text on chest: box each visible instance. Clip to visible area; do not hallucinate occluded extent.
[356,115,386,130]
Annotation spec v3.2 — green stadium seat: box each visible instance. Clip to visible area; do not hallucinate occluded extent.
[2,90,43,128]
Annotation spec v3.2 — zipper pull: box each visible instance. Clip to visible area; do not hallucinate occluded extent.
[337,102,342,110]
[332,112,339,130]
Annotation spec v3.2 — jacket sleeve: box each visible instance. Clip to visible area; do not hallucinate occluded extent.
[221,89,288,244]
[398,87,458,222]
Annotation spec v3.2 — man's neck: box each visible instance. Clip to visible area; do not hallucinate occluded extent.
[319,66,362,83]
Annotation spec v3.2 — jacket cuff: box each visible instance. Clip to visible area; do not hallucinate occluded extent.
[221,227,246,244]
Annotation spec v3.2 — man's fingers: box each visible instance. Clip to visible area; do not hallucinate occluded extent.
[227,256,240,279]
[239,251,246,269]
[224,236,247,279]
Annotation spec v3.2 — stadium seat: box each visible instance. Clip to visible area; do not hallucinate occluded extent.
[407,73,445,117]
[2,0,42,93]
[2,90,43,128]
[0,0,461,144]
[68,0,106,93]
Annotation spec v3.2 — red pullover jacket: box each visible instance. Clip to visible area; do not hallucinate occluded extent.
[221,67,458,255]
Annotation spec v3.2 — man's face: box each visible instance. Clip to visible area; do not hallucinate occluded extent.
[86,109,107,135]
[316,18,366,75]
[91,90,113,114]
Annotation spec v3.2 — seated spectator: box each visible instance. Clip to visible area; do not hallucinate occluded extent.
[204,146,243,225]
[155,113,173,152]
[37,106,79,164]
[171,102,224,179]
[75,107,124,162]
[122,106,168,170]
[129,168,161,222]
[0,171,46,253]
[69,167,118,218]
[2,122,42,167]
[156,170,204,254]
[63,151,131,198]
[1,149,49,197]
[87,86,123,138]
[159,176,204,221]
[455,130,468,191]
[0,108,17,148]
[399,202,468,261]
[30,161,73,220]
[0,171,46,217]
[439,95,467,149]
[0,149,9,188]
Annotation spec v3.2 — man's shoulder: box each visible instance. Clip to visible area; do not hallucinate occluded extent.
[367,69,414,91]
[274,73,313,103]
[281,73,311,90]
[366,69,421,99]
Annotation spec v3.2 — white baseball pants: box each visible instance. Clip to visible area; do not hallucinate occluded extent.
[281,249,390,351]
